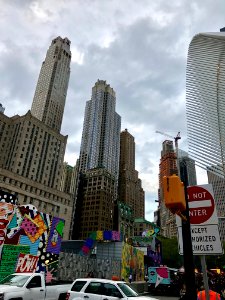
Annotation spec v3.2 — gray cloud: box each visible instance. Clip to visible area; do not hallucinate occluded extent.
[0,0,224,220]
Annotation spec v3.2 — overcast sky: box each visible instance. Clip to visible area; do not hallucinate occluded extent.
[0,0,224,222]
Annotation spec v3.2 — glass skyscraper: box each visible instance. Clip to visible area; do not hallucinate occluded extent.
[186,32,225,241]
[186,32,225,177]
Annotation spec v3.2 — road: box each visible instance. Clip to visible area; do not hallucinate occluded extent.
[149,296,179,300]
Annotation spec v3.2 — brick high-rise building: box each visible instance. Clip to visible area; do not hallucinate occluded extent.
[0,36,73,239]
[158,140,178,238]
[118,129,145,219]
[31,36,71,132]
[71,80,121,240]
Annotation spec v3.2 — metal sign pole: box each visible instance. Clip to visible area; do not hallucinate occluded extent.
[200,255,210,300]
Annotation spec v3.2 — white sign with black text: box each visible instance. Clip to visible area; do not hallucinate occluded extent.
[178,224,223,255]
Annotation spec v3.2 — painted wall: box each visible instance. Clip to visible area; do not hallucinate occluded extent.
[0,191,65,281]
[121,243,144,282]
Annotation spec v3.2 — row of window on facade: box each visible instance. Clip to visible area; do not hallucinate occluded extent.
[1,176,70,206]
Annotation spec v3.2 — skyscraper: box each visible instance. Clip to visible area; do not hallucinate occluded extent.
[118,129,145,219]
[0,36,73,239]
[178,149,197,186]
[186,32,225,177]
[158,140,177,238]
[31,36,71,132]
[0,104,5,114]
[79,80,121,177]
[186,32,225,240]
[71,80,121,239]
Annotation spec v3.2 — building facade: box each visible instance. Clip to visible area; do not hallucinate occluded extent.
[158,140,178,238]
[71,80,121,239]
[0,111,67,190]
[73,168,115,240]
[118,129,145,219]
[31,36,71,132]
[178,149,197,186]
[0,36,73,238]
[186,32,225,241]
[0,104,5,114]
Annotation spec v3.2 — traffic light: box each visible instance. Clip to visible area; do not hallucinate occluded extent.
[162,174,186,213]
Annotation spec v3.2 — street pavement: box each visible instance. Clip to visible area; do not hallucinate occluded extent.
[150,296,179,300]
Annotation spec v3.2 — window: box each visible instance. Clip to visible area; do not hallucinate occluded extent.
[27,276,42,288]
[85,282,102,295]
[71,280,87,292]
[103,283,122,298]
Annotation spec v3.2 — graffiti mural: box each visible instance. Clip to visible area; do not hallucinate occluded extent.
[121,243,144,282]
[0,190,65,280]
[80,230,122,256]
[147,238,162,266]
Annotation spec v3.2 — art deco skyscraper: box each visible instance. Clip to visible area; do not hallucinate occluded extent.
[0,36,73,239]
[31,36,71,132]
[71,80,121,239]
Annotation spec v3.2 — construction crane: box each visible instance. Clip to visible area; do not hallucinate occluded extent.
[155,130,181,149]
[156,130,181,176]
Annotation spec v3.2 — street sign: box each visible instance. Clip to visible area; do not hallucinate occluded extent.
[188,185,217,225]
[178,224,223,255]
[176,184,222,255]
[176,184,218,227]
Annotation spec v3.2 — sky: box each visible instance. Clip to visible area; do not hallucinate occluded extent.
[0,0,225,222]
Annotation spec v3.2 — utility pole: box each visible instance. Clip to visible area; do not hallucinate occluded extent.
[158,130,196,300]
[179,160,197,300]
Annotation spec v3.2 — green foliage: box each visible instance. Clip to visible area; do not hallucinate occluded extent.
[158,238,225,270]
[205,241,225,269]
[158,235,183,268]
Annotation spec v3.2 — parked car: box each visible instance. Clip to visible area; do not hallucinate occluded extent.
[0,272,72,300]
[66,278,158,300]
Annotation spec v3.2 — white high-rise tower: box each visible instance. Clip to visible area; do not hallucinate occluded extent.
[31,36,71,132]
[186,32,225,241]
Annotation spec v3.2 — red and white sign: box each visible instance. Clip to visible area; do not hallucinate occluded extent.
[16,253,38,273]
[188,184,217,225]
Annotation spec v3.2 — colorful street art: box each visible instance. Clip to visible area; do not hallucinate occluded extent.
[147,238,162,267]
[80,230,122,256]
[121,243,144,282]
[0,190,65,281]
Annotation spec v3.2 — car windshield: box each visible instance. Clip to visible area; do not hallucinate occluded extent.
[117,283,139,297]
[0,274,30,287]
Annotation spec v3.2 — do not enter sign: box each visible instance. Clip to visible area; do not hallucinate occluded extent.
[188,185,217,225]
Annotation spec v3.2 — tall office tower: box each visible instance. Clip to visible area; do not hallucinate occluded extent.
[186,32,225,177]
[79,80,121,177]
[208,167,225,241]
[0,37,73,239]
[71,80,121,240]
[0,104,5,114]
[59,163,74,194]
[178,149,197,186]
[118,129,145,219]
[158,140,178,238]
[186,32,225,240]
[31,36,71,132]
